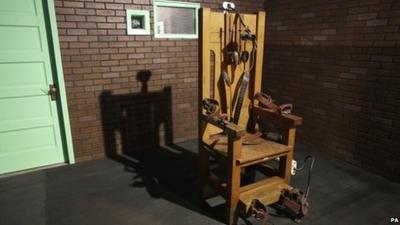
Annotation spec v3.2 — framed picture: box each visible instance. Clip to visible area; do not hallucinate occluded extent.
[126,9,150,35]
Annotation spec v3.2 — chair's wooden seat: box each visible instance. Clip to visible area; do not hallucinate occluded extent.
[203,133,290,167]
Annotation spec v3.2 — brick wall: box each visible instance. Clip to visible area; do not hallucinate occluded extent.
[55,0,264,161]
[263,0,400,181]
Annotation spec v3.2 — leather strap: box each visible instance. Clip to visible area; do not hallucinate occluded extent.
[233,72,249,124]
[250,199,268,221]
[201,98,228,124]
[222,70,233,86]
[254,92,293,115]
[202,98,219,115]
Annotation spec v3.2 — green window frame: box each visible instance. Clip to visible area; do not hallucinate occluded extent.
[153,0,200,39]
[126,9,151,35]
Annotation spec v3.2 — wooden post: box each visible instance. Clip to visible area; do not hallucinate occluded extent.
[248,11,265,132]
[201,8,211,101]
[226,136,242,225]
[253,11,266,96]
[279,127,296,184]
[199,8,211,197]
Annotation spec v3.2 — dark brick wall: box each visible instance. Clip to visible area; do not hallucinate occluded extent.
[263,0,400,181]
[55,0,264,161]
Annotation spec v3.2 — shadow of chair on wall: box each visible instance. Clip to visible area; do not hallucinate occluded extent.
[99,70,223,222]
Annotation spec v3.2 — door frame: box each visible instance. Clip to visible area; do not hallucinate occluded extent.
[43,0,75,164]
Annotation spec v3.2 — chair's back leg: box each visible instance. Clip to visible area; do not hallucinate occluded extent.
[198,143,210,197]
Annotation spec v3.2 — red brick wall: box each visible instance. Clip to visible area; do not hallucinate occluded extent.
[263,0,400,181]
[55,0,264,161]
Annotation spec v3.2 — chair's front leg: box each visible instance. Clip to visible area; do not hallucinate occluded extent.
[226,136,242,225]
[279,127,296,184]
[279,150,293,184]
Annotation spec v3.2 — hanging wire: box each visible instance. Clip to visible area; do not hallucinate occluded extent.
[294,155,316,199]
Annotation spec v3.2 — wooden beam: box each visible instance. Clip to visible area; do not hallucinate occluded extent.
[253,106,303,127]
[201,8,211,101]
[253,11,266,96]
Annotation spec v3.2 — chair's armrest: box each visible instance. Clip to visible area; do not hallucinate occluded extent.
[253,106,303,127]
[200,113,245,138]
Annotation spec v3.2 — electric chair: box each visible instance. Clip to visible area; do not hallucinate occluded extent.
[198,8,303,225]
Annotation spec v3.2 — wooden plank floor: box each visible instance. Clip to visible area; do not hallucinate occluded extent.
[0,141,399,225]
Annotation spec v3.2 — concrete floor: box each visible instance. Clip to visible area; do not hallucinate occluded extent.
[1,141,399,225]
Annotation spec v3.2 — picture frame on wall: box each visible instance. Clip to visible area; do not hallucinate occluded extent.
[126,9,150,35]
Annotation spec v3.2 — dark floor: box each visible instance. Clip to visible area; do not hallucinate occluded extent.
[1,141,399,225]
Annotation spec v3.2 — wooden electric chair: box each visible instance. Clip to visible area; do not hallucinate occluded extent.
[198,8,303,225]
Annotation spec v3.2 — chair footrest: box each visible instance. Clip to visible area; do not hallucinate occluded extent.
[238,176,291,214]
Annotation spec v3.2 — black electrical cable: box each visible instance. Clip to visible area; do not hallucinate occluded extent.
[294,155,315,200]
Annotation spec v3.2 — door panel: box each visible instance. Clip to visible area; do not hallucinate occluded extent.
[0,127,56,154]
[0,27,42,51]
[0,0,36,14]
[0,0,65,173]
[0,63,47,87]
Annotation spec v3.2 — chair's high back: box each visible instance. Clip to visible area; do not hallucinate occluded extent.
[200,8,265,138]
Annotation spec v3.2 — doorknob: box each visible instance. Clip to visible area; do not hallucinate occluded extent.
[49,84,57,101]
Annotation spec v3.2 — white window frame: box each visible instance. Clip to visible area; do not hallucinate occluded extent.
[153,0,200,39]
[126,9,151,35]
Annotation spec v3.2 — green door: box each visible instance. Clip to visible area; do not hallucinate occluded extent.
[0,0,66,174]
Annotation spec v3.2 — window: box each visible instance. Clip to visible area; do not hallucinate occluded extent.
[126,10,150,35]
[153,0,200,39]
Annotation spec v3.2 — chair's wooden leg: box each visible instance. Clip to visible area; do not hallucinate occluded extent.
[199,143,210,197]
[279,150,293,184]
[280,127,296,184]
[226,137,242,225]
